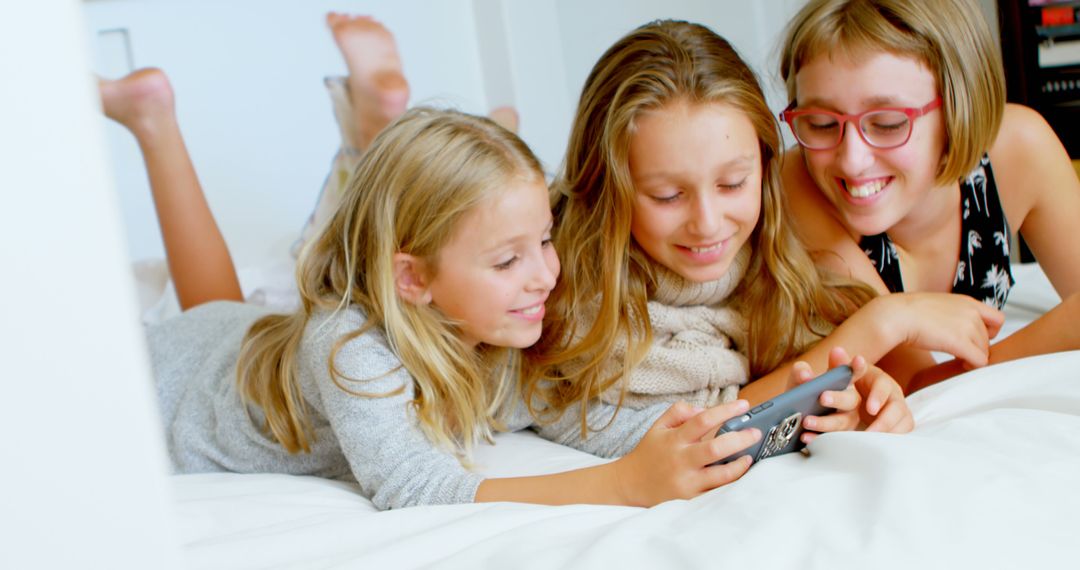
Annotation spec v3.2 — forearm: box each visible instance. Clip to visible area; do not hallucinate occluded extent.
[475,460,627,506]
[739,298,900,405]
[988,292,1080,364]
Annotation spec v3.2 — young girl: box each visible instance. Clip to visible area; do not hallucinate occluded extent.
[525,20,966,454]
[100,67,767,510]
[777,0,1080,389]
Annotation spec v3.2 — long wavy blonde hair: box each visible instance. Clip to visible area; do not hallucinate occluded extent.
[524,20,875,431]
[236,107,545,457]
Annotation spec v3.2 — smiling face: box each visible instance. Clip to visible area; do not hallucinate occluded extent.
[424,175,560,349]
[627,101,762,283]
[793,50,948,237]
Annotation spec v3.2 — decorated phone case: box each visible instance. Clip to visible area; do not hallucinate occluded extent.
[715,365,853,465]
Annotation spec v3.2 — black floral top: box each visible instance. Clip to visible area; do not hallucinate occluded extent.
[859,154,1014,309]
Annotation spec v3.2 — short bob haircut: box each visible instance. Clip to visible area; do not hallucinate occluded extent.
[779,0,1006,185]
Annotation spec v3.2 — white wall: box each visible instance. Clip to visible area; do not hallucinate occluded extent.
[85,0,491,267]
[85,0,812,270]
[2,1,182,567]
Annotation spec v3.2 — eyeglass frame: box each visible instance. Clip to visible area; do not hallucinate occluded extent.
[779,97,943,150]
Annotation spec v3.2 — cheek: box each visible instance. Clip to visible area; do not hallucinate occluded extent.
[802,149,835,181]
[546,248,561,280]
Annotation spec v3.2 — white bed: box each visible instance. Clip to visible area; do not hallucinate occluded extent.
[140,262,1080,569]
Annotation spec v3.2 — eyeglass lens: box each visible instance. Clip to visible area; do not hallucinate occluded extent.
[792,110,911,149]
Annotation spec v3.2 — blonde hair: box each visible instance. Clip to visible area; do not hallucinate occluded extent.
[236,107,545,457]
[525,20,874,432]
[779,0,1006,185]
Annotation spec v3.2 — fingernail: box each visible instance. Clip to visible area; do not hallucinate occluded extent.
[804,417,816,430]
[736,400,749,412]
[822,394,833,406]
[869,398,880,414]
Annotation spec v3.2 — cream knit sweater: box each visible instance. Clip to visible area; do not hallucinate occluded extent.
[564,246,753,410]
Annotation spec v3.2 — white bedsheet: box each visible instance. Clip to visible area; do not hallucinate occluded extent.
[170,351,1080,569]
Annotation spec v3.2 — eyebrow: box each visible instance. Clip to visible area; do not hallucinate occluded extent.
[635,154,756,183]
[797,95,908,110]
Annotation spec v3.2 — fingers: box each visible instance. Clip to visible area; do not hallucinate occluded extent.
[862,372,897,416]
[865,400,915,434]
[691,427,761,467]
[827,346,851,370]
[791,360,813,386]
[820,383,860,412]
[803,409,859,435]
[656,401,702,429]
[976,302,1005,339]
[677,399,750,441]
[700,454,754,489]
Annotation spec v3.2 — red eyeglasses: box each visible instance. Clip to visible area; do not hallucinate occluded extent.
[779,97,942,150]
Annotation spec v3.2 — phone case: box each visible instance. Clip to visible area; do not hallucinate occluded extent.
[715,365,853,465]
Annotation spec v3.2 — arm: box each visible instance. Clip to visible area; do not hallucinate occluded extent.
[992,105,1080,300]
[478,400,760,507]
[739,292,1003,403]
[961,105,1080,366]
[319,310,759,508]
[910,291,1080,391]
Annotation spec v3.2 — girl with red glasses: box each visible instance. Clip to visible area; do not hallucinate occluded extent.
[778,0,1080,391]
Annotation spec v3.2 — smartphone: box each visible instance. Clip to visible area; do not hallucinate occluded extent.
[715,365,853,466]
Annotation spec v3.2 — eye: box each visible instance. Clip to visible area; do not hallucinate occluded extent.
[494,256,518,271]
[718,178,748,191]
[803,114,839,131]
[651,193,680,204]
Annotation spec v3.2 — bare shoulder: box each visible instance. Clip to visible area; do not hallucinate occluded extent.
[988,104,1075,216]
[992,104,1059,157]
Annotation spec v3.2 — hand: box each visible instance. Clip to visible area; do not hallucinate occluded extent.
[854,363,915,433]
[872,292,1003,368]
[612,400,762,507]
[798,347,863,444]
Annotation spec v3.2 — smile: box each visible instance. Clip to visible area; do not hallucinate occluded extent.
[688,243,724,254]
[510,300,546,322]
[840,177,890,199]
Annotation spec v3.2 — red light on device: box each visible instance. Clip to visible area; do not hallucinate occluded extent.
[1042,6,1075,26]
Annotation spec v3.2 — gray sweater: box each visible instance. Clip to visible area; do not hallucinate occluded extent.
[147,301,665,510]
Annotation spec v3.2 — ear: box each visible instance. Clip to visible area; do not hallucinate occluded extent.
[392,253,433,305]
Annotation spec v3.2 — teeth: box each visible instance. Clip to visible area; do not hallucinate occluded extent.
[690,244,722,253]
[519,305,541,315]
[846,179,886,198]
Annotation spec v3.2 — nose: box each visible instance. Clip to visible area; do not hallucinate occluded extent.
[528,246,560,293]
[686,191,722,237]
[836,120,875,175]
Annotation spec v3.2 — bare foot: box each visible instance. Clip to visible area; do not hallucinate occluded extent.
[326,12,410,150]
[99,68,176,139]
[488,106,519,134]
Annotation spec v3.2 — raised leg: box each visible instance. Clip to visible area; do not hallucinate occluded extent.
[100,68,242,310]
